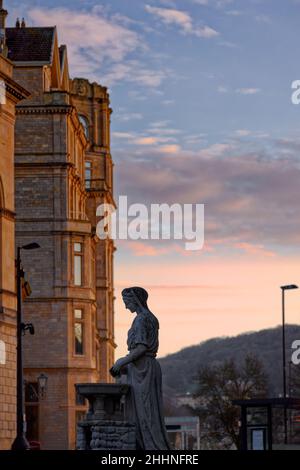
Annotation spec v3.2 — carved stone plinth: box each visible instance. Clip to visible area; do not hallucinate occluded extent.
[75,383,136,450]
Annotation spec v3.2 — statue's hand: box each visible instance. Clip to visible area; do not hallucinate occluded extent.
[110,358,127,377]
[109,366,119,378]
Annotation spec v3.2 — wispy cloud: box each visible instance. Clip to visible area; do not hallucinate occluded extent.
[145,4,219,38]
[191,0,233,6]
[255,14,272,24]
[226,10,243,16]
[29,7,139,66]
[128,90,148,101]
[235,129,252,137]
[99,61,169,87]
[126,241,165,257]
[217,85,229,93]
[112,129,181,150]
[198,142,234,158]
[216,0,234,7]
[146,121,182,137]
[162,99,175,105]
[149,120,172,128]
[115,136,300,252]
[218,40,239,48]
[134,136,177,145]
[148,128,182,136]
[218,86,261,95]
[27,6,169,88]
[184,134,206,145]
[116,112,143,122]
[122,241,190,257]
[236,88,261,95]
[112,132,136,139]
[158,144,181,153]
[234,243,276,257]
[192,0,209,5]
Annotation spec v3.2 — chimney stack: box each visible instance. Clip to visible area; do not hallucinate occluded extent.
[0,0,8,57]
[0,1,8,29]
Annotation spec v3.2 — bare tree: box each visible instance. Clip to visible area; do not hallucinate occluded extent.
[194,354,268,449]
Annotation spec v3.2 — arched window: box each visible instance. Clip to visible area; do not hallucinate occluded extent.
[78,114,89,139]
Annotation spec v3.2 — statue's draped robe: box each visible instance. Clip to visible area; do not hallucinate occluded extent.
[126,311,171,450]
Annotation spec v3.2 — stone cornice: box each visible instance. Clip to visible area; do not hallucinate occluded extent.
[21,296,97,303]
[16,104,73,115]
[0,70,30,102]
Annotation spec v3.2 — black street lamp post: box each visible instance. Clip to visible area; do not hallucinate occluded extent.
[280,284,298,446]
[11,243,40,451]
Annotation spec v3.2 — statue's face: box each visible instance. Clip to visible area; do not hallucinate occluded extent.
[122,296,137,313]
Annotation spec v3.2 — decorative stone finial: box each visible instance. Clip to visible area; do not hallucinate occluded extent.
[21,17,26,28]
[16,18,20,28]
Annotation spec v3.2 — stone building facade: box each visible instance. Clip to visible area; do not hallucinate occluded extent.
[70,78,116,382]
[0,1,30,449]
[1,15,116,449]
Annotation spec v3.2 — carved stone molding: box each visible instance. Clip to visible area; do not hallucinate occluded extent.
[0,208,15,221]
[16,105,73,115]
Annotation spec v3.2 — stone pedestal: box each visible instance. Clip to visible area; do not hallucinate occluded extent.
[75,383,136,450]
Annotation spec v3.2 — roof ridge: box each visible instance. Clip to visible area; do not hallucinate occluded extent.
[6,26,55,30]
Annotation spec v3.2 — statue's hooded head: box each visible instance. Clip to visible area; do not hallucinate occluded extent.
[122,286,148,313]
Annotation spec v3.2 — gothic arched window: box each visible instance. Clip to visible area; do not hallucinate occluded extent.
[78,114,89,139]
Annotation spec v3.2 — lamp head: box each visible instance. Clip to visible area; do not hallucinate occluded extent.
[22,243,40,251]
[37,373,48,398]
[281,284,298,291]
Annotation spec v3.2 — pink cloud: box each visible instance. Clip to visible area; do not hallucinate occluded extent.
[234,242,276,257]
[115,138,300,251]
[124,241,167,257]
[27,7,168,87]
[158,144,181,153]
[145,4,219,38]
[114,255,300,357]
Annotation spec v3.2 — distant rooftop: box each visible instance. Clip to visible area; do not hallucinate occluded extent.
[6,27,55,62]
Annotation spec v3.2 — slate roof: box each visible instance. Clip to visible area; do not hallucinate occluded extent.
[6,27,55,62]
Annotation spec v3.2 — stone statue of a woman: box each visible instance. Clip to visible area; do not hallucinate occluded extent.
[110,287,171,450]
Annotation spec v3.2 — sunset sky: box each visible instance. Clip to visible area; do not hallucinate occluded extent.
[9,0,300,357]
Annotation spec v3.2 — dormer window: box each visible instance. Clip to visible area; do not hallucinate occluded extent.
[79,114,89,139]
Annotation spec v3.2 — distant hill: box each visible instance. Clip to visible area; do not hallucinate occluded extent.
[159,325,300,396]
